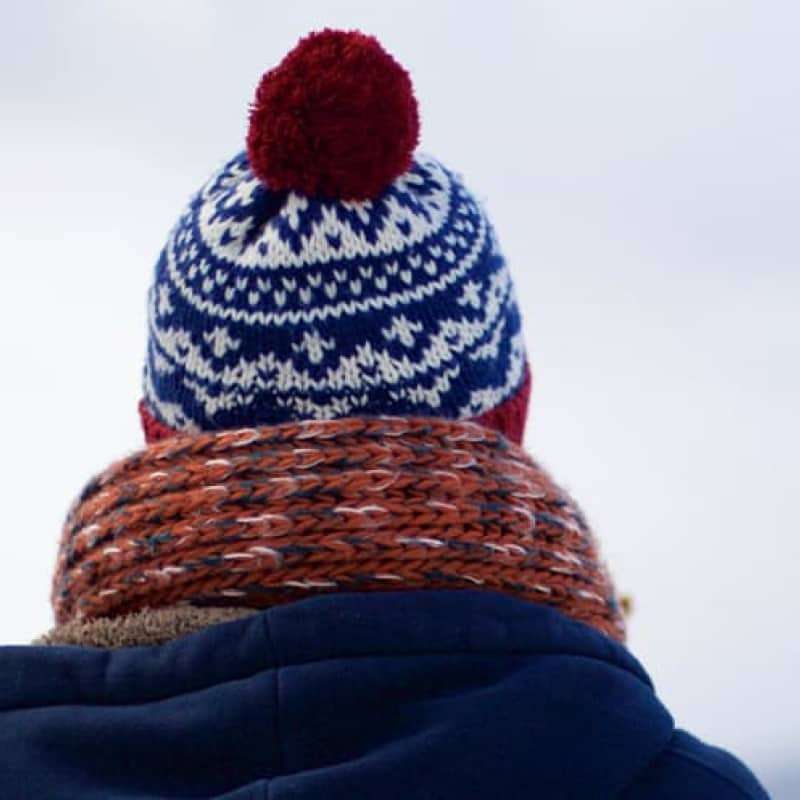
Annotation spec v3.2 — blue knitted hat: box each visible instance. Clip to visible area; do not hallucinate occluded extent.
[141,30,530,443]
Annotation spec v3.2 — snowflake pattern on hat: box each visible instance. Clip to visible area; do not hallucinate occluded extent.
[144,152,526,433]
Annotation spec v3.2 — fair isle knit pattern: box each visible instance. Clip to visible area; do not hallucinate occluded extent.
[143,152,527,436]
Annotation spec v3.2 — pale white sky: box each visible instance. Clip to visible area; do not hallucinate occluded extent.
[1,2,798,796]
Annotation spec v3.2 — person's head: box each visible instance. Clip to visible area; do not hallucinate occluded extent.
[140,29,531,446]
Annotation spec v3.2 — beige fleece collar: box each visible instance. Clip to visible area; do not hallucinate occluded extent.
[35,606,258,649]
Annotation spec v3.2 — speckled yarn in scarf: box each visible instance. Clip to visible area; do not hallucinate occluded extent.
[53,417,625,641]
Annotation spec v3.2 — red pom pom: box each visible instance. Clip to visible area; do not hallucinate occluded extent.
[246,29,420,200]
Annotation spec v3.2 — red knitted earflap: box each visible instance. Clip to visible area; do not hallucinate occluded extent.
[475,367,532,445]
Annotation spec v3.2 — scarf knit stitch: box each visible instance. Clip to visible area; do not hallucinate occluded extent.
[53,417,625,641]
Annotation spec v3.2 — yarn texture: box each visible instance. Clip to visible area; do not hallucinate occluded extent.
[140,366,532,445]
[53,417,624,641]
[143,151,528,440]
[142,29,530,444]
[247,29,419,200]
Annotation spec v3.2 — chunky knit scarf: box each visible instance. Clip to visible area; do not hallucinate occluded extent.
[53,418,625,641]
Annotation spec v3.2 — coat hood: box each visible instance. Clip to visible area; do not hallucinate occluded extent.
[0,590,766,799]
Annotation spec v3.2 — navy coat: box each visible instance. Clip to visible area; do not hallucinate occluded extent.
[0,591,767,798]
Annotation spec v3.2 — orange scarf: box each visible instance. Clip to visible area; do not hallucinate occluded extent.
[54,417,625,641]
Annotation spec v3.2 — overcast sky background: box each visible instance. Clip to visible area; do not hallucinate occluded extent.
[1,1,798,795]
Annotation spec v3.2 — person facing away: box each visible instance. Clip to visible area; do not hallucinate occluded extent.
[0,29,769,800]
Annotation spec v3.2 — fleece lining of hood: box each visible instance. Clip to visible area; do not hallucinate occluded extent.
[35,605,258,648]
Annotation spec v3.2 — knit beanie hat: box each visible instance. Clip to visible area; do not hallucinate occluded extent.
[140,29,531,445]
